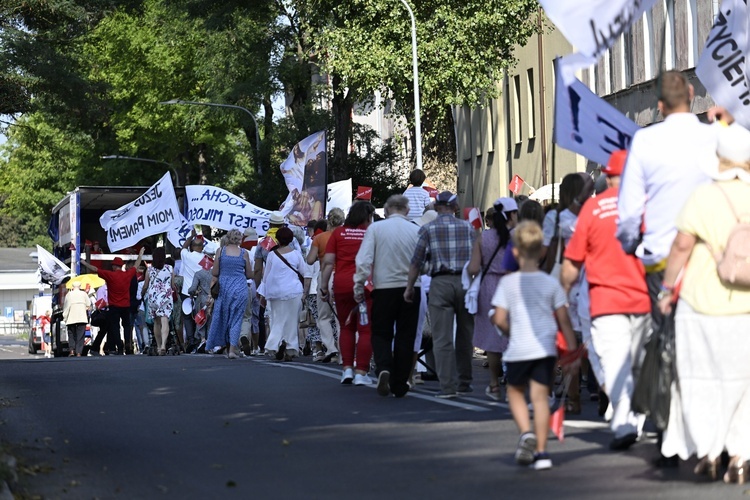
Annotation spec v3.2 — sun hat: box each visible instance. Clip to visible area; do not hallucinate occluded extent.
[269,211,285,225]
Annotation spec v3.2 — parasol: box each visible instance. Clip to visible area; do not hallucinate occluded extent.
[66,274,106,290]
[528,183,561,202]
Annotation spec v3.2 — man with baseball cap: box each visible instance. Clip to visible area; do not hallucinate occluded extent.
[82,247,145,354]
[561,150,651,451]
[405,190,477,398]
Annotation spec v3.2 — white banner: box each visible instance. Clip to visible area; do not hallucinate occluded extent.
[166,213,219,253]
[184,185,271,236]
[327,178,352,213]
[540,0,657,81]
[696,0,750,129]
[36,245,71,285]
[99,173,181,252]
[554,57,640,166]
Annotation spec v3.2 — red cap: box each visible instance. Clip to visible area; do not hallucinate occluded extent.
[112,257,125,267]
[602,150,627,176]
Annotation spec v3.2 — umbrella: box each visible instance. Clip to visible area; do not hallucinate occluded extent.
[66,274,106,290]
[528,183,561,202]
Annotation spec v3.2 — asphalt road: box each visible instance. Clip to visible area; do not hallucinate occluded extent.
[0,335,745,499]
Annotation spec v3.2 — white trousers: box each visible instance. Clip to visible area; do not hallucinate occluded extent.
[266,296,303,357]
[590,314,651,438]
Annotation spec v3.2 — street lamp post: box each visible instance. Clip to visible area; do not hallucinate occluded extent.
[100,155,180,187]
[399,0,423,171]
[159,99,263,175]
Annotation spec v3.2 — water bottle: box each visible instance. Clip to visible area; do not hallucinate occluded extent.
[358,301,369,326]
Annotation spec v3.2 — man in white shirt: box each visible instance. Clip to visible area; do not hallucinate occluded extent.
[616,70,717,331]
[180,230,208,350]
[354,195,421,397]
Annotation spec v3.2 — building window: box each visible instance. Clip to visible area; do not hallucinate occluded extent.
[513,74,522,144]
[644,10,656,80]
[623,30,634,88]
[526,69,536,139]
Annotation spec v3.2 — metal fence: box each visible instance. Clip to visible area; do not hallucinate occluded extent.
[0,321,29,336]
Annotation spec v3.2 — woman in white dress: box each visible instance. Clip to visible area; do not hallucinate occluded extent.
[659,123,750,484]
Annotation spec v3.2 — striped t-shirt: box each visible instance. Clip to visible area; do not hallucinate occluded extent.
[491,271,567,362]
[403,186,432,220]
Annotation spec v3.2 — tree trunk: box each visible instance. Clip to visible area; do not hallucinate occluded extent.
[331,72,354,182]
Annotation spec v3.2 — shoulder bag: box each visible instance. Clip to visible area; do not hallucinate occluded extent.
[542,210,565,278]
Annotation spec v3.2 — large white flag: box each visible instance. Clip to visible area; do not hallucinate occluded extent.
[184,185,271,236]
[99,172,181,252]
[36,245,71,285]
[327,178,352,213]
[696,0,750,129]
[554,58,640,166]
[539,0,657,81]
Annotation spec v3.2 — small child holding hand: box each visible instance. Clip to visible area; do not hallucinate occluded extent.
[492,221,578,470]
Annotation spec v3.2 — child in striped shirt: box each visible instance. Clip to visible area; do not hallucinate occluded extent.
[492,220,578,470]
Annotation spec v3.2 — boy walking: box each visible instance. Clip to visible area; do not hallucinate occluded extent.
[492,221,578,470]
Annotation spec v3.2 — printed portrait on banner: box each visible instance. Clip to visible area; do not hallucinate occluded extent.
[279,131,327,227]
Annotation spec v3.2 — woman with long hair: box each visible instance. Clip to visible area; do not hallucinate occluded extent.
[468,199,513,401]
[206,229,252,359]
[319,201,376,385]
[142,247,174,355]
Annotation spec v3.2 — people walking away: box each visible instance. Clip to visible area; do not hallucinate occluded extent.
[492,221,578,471]
[305,219,328,361]
[467,198,512,402]
[354,195,421,397]
[405,191,476,398]
[142,247,174,356]
[307,208,345,362]
[179,231,209,353]
[404,169,432,221]
[206,229,252,359]
[63,281,91,356]
[320,201,376,385]
[82,247,144,354]
[561,150,651,450]
[658,123,750,483]
[261,227,308,361]
[188,264,213,353]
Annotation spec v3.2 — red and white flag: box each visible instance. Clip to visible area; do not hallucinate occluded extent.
[463,207,483,230]
[356,186,373,201]
[199,255,214,271]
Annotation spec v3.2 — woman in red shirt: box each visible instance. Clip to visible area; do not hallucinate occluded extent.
[320,201,375,385]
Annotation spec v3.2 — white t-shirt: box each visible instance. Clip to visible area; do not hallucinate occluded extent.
[491,271,567,362]
[180,248,206,296]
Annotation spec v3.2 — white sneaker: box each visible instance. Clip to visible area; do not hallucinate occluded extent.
[340,368,354,385]
[354,373,372,386]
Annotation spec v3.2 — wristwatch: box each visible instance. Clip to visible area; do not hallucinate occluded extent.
[657,284,673,301]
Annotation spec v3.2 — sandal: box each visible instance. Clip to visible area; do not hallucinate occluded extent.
[158,348,166,356]
[694,456,720,481]
[724,456,749,484]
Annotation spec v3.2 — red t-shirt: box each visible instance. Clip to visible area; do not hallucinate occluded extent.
[325,225,367,294]
[98,267,137,308]
[564,187,650,318]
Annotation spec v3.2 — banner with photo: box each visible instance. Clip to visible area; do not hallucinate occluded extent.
[99,172,181,252]
[278,131,327,226]
[184,185,272,236]
[539,0,657,81]
[696,0,750,129]
[554,58,640,166]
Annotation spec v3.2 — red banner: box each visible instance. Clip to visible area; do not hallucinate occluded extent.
[508,174,525,195]
[199,255,214,270]
[356,186,373,200]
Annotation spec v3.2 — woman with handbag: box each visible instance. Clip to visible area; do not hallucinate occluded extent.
[206,229,252,359]
[141,247,174,356]
[261,227,308,361]
[467,198,514,401]
[658,124,750,483]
